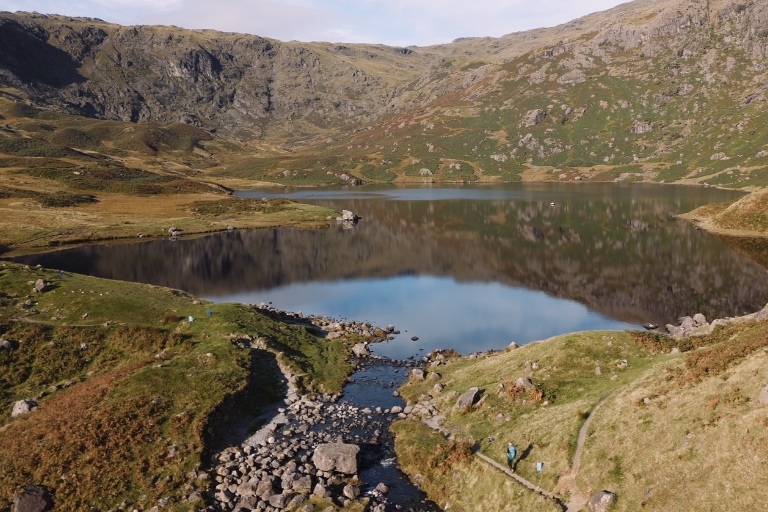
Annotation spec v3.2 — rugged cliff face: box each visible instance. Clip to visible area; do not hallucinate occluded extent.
[3,0,768,188]
[0,12,441,142]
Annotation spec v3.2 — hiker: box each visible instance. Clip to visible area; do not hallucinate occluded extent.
[507,443,517,470]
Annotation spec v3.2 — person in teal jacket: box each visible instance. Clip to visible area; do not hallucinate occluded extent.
[507,443,517,471]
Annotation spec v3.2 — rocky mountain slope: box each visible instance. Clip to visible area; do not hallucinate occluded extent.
[2,0,768,191]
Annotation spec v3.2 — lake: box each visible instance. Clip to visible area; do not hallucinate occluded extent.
[14,182,768,359]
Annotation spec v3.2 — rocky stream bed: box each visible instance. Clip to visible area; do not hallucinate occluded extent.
[189,306,447,512]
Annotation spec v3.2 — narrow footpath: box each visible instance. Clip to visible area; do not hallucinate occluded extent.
[474,451,567,511]
[554,388,621,512]
[463,387,621,512]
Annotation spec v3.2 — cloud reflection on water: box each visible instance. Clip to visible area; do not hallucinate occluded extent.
[209,275,633,359]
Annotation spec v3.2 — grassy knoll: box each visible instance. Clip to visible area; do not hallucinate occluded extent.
[392,322,768,511]
[0,262,355,511]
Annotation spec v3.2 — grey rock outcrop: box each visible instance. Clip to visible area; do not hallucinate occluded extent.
[34,279,47,293]
[456,387,480,409]
[666,312,712,339]
[12,400,38,418]
[515,377,534,391]
[312,443,360,474]
[351,343,369,357]
[588,490,616,512]
[13,485,52,512]
[411,369,424,381]
[524,109,547,126]
[630,121,652,134]
[755,304,768,321]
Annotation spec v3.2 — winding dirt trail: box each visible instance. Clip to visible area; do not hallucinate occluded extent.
[554,388,621,512]
[425,388,621,511]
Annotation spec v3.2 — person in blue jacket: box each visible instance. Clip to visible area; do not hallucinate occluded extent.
[507,443,517,471]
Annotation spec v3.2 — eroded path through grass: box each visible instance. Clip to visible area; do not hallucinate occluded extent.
[554,388,621,512]
[466,388,620,511]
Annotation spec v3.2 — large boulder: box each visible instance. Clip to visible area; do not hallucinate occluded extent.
[12,400,38,418]
[312,443,360,474]
[351,343,369,357]
[34,279,47,293]
[456,387,481,410]
[588,490,616,512]
[268,493,295,509]
[693,313,707,326]
[235,478,260,497]
[666,324,684,338]
[13,485,52,512]
[411,369,424,381]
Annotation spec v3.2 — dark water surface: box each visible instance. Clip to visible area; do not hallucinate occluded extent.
[14,183,768,359]
[342,361,441,511]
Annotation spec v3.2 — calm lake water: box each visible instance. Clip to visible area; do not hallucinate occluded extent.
[14,183,768,359]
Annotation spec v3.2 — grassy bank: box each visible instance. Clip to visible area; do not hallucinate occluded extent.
[680,188,768,238]
[392,323,768,511]
[0,262,357,511]
[0,95,337,256]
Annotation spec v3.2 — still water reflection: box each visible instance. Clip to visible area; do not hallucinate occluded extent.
[14,183,768,359]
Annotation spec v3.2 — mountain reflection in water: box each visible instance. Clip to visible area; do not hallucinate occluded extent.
[14,183,768,356]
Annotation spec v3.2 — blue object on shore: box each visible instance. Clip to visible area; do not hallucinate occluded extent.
[207,309,213,316]
[59,271,65,276]
[536,462,543,472]
[188,316,194,322]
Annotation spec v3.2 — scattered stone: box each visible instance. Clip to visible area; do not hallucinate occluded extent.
[411,369,424,381]
[456,387,481,410]
[588,490,617,512]
[375,483,390,494]
[343,484,360,499]
[287,494,307,509]
[13,485,52,512]
[0,339,12,351]
[12,400,38,418]
[351,343,370,357]
[508,342,518,349]
[268,493,294,508]
[515,377,533,391]
[34,279,47,293]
